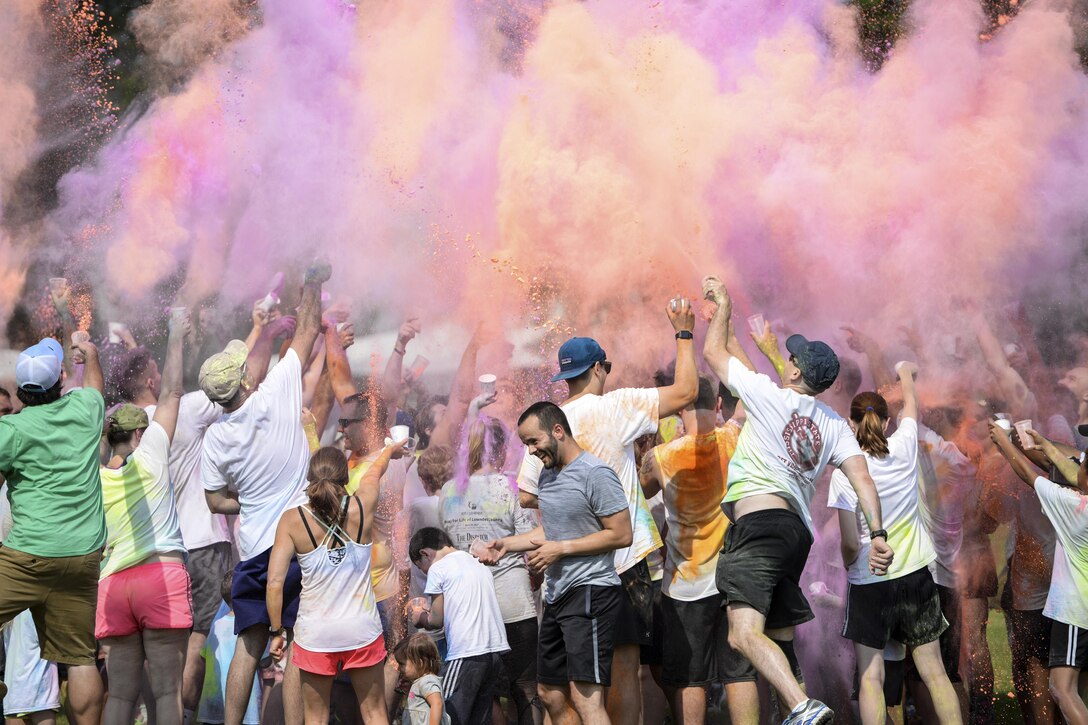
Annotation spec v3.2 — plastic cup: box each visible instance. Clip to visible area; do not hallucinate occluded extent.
[168,306,187,324]
[406,355,429,382]
[257,293,278,313]
[994,418,1012,431]
[48,277,67,295]
[894,360,916,378]
[108,322,125,344]
[479,374,497,395]
[1014,419,1034,449]
[390,424,410,443]
[747,313,766,338]
[469,537,489,559]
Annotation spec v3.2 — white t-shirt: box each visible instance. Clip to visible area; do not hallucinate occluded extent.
[517,388,663,573]
[201,350,310,560]
[916,424,975,588]
[829,419,936,585]
[723,357,863,533]
[424,550,509,660]
[145,392,229,550]
[439,472,538,623]
[1034,477,1088,630]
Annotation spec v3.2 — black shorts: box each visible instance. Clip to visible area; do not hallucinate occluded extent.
[1006,607,1051,664]
[660,592,755,685]
[842,567,947,650]
[1048,620,1088,670]
[640,579,664,666]
[443,652,502,725]
[615,559,654,647]
[231,547,303,635]
[497,617,538,691]
[715,509,814,630]
[539,585,622,686]
[187,542,232,633]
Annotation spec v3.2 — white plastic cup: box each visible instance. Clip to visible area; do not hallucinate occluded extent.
[479,373,497,395]
[994,418,1012,431]
[168,306,187,325]
[108,322,125,344]
[894,360,916,378]
[48,278,68,296]
[1014,419,1035,449]
[257,293,278,313]
[390,425,410,443]
[747,313,766,338]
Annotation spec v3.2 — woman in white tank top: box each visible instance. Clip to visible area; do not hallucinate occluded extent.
[266,443,405,725]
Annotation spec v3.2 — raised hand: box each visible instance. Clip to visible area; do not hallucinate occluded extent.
[304,259,332,285]
[666,296,695,333]
[397,317,421,349]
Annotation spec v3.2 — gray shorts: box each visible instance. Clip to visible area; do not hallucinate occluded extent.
[187,542,232,632]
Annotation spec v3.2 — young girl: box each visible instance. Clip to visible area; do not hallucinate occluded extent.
[829,362,962,725]
[395,633,450,725]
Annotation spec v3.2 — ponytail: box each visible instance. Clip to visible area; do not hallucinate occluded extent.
[850,392,890,458]
[306,447,350,527]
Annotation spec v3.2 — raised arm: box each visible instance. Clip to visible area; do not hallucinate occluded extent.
[658,298,699,417]
[71,338,103,395]
[702,275,737,386]
[382,317,420,404]
[429,328,484,448]
[1029,430,1083,491]
[289,261,331,364]
[897,361,919,422]
[323,322,358,406]
[151,310,190,441]
[752,326,787,382]
[837,455,892,575]
[843,326,895,392]
[969,305,1036,419]
[989,422,1044,487]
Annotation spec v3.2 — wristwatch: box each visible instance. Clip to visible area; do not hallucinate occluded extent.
[675,330,694,340]
[269,626,286,637]
[869,529,888,541]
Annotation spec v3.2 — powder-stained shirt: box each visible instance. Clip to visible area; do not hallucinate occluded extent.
[144,393,229,550]
[100,421,186,578]
[655,423,738,600]
[916,424,975,588]
[0,387,106,558]
[829,418,936,585]
[347,455,412,603]
[440,472,537,623]
[517,388,663,574]
[537,452,627,603]
[723,357,863,534]
[1034,477,1088,630]
[424,550,509,660]
[201,349,309,561]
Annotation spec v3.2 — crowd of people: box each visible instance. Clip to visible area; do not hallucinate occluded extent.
[0,265,1086,725]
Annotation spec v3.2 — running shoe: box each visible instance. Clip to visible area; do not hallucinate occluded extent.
[782,698,834,724]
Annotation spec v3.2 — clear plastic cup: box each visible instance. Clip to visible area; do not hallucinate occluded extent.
[747,313,766,338]
[1014,419,1034,449]
[478,374,497,395]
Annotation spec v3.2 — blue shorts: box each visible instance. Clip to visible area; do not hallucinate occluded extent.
[231,547,303,635]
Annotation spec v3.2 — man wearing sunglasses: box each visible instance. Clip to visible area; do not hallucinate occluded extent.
[199,260,331,725]
[516,296,698,725]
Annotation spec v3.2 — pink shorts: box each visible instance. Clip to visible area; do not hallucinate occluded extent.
[292,636,387,676]
[95,561,194,639]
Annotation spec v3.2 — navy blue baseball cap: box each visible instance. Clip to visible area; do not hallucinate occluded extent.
[785,334,840,393]
[551,337,606,382]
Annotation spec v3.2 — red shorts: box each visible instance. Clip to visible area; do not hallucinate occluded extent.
[95,561,194,639]
[292,635,387,676]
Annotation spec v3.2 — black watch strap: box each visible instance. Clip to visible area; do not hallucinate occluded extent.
[675,330,694,340]
[869,529,888,541]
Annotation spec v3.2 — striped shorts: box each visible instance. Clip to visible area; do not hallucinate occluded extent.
[1049,619,1088,670]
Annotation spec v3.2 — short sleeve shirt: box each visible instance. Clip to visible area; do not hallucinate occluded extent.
[201,350,309,560]
[537,452,628,603]
[1034,477,1088,630]
[723,357,862,533]
[828,418,936,584]
[0,388,107,557]
[424,550,509,659]
[100,421,186,577]
[517,389,662,573]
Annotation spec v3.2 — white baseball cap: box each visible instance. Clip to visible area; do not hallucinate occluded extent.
[16,338,64,392]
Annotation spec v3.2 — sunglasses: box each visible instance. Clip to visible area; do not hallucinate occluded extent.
[338,418,364,428]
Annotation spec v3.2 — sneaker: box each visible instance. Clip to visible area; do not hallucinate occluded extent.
[782,698,834,725]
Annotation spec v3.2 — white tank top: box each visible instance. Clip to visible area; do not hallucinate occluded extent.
[292,498,384,652]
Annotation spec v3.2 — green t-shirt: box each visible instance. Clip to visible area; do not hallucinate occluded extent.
[0,387,107,557]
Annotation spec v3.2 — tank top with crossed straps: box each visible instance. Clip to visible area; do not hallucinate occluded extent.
[292,497,384,652]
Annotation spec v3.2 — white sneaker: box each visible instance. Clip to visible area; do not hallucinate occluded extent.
[782,698,834,724]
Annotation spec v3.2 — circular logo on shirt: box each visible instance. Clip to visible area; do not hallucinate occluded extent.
[782,412,823,472]
[327,547,347,566]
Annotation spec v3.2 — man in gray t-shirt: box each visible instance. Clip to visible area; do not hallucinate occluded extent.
[484,402,631,725]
